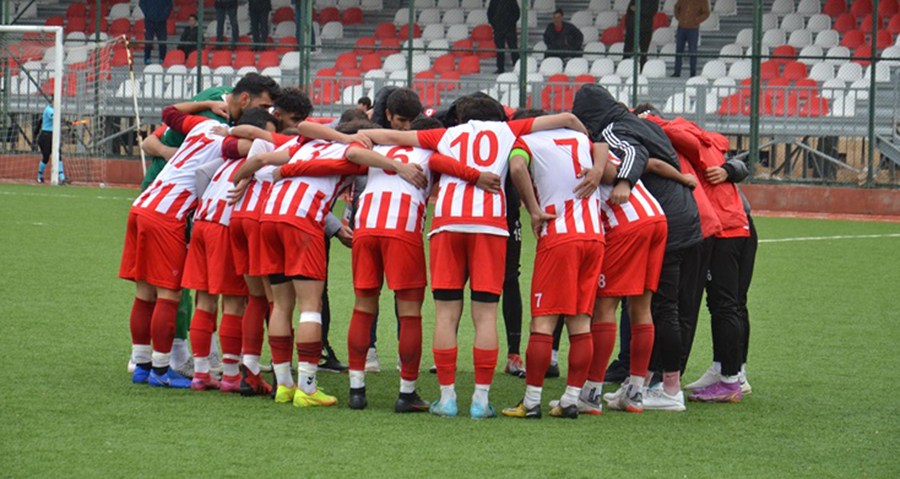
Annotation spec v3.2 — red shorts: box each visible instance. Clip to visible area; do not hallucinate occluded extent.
[597,219,668,297]
[230,217,262,277]
[353,235,427,293]
[429,232,507,295]
[182,221,249,296]
[531,240,605,317]
[259,221,327,280]
[118,210,187,291]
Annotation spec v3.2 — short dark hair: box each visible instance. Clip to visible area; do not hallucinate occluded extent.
[274,87,313,121]
[455,95,506,123]
[357,96,372,109]
[410,116,444,130]
[553,8,564,16]
[511,108,547,120]
[632,103,659,116]
[335,119,378,134]
[188,14,198,21]
[236,107,278,129]
[339,108,369,124]
[386,88,423,119]
[233,72,280,99]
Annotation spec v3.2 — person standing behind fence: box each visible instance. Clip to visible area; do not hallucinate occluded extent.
[178,14,201,56]
[543,9,583,60]
[623,0,658,70]
[488,0,520,74]
[216,0,239,50]
[249,0,271,51]
[672,0,709,78]
[139,0,172,64]
[36,97,67,185]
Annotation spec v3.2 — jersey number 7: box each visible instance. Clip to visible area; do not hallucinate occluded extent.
[554,138,582,177]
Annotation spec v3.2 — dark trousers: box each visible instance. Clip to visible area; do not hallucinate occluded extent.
[649,244,697,373]
[678,237,715,374]
[217,7,239,46]
[321,237,333,350]
[706,235,745,377]
[674,27,700,77]
[493,29,519,72]
[623,14,653,69]
[249,8,270,46]
[144,20,168,63]
[38,130,52,164]
[503,176,523,355]
[736,216,757,365]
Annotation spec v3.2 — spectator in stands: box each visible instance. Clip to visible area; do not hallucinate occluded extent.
[178,14,201,56]
[357,97,372,112]
[623,0,659,70]
[249,0,271,51]
[215,0,239,49]
[543,9,583,60]
[672,0,710,77]
[488,0,521,74]
[139,0,172,64]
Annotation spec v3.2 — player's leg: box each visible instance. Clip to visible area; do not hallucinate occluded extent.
[218,294,247,392]
[550,314,593,418]
[737,216,758,393]
[169,291,193,376]
[644,249,687,411]
[504,314,557,419]
[149,285,191,388]
[678,237,715,375]
[129,280,157,383]
[428,232,468,417]
[548,317,563,378]
[239,274,272,396]
[189,290,220,390]
[606,291,655,412]
[583,297,619,414]
[293,278,338,407]
[319,237,348,373]
[394,292,428,412]
[268,277,296,403]
[502,178,525,377]
[468,233,506,419]
[37,130,51,183]
[347,292,379,409]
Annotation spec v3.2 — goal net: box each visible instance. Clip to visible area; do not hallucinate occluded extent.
[1,26,137,186]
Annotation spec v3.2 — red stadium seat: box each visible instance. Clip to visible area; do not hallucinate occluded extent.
[376,23,397,40]
[176,5,197,21]
[471,24,493,42]
[167,17,176,35]
[800,96,829,117]
[186,49,210,68]
[66,17,87,33]
[87,18,110,35]
[772,45,796,65]
[355,37,376,55]
[358,53,382,71]
[414,70,440,106]
[379,37,401,56]
[313,68,340,104]
[163,49,186,67]
[574,74,595,84]
[235,36,252,52]
[210,50,233,68]
[257,51,280,68]
[601,27,624,45]
[872,30,893,49]
[335,52,358,72]
[110,18,131,37]
[850,0,872,17]
[67,3,86,17]
[111,46,130,67]
[277,37,298,54]
[340,68,363,89]
[432,54,456,74]
[398,24,422,39]
[133,19,145,39]
[233,51,256,69]
[833,13,857,33]
[45,17,64,27]
[794,78,818,100]
[542,74,572,111]
[43,74,79,97]
[318,7,340,25]
[824,0,846,17]
[841,29,865,49]
[342,8,364,25]
[452,39,474,58]
[889,14,900,35]
[782,61,808,81]
[760,60,780,81]
[859,14,884,34]
[718,91,773,116]
[273,7,295,24]
[653,12,669,30]
[475,40,495,59]
[853,45,873,65]
[439,71,460,91]
[458,55,481,74]
[880,0,900,17]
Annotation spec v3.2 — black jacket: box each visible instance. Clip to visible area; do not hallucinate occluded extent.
[216,0,237,9]
[627,0,660,18]
[488,0,520,33]
[543,22,583,54]
[249,0,271,12]
[178,25,200,52]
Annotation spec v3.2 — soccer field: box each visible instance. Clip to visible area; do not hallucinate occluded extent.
[1,182,898,478]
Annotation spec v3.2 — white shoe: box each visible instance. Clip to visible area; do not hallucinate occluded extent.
[365,348,381,373]
[127,358,136,374]
[686,363,721,391]
[643,386,686,411]
[548,397,602,415]
[739,371,752,395]
[607,383,644,412]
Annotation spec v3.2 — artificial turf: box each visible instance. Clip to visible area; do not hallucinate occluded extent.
[1,183,898,478]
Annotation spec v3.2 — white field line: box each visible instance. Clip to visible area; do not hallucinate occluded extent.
[760,233,900,243]
[0,190,135,201]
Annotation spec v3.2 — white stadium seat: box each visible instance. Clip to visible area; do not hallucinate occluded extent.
[443,9,465,26]
[836,62,862,82]
[613,0,631,13]
[581,27,600,44]
[565,58,590,76]
[281,52,300,70]
[806,14,831,32]
[820,78,845,99]
[808,62,835,81]
[815,30,839,48]
[796,0,821,15]
[643,59,667,78]
[596,11,619,29]
[664,93,695,114]
[383,54,407,73]
[109,3,131,19]
[736,28,753,48]
[539,57,564,76]
[363,69,386,89]
[461,0,483,9]
[571,11,594,28]
[590,0,611,10]
[584,42,606,61]
[388,70,408,86]
[446,24,469,42]
[771,0,794,16]
[274,22,295,39]
[798,45,824,65]
[780,14,805,32]
[360,0,382,9]
[729,60,752,80]
[427,39,450,58]
[830,92,856,117]
[513,58,538,73]
[466,9,488,26]
[437,0,459,8]
[419,9,441,25]
[719,44,743,64]
[762,13,778,31]
[339,0,360,8]
[533,41,547,61]
[762,29,786,48]
[864,63,891,83]
[663,0,677,13]
[714,0,737,16]
[700,13,720,31]
[608,42,625,61]
[320,22,343,40]
[651,27,675,46]
[533,0,556,13]
[701,60,727,79]
[590,58,615,77]
[422,24,445,41]
[882,46,900,67]
[393,9,411,25]
[789,30,813,48]
[826,46,850,65]
[616,58,635,77]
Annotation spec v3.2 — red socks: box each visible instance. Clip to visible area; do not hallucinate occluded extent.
[242,295,268,356]
[630,323,655,377]
[189,309,217,358]
[398,316,422,381]
[347,310,376,371]
[587,322,617,383]
[525,333,553,388]
[296,341,323,365]
[150,298,180,354]
[433,347,458,386]
[567,332,594,387]
[269,335,293,365]
[219,313,243,362]
[473,347,498,386]
[129,297,155,346]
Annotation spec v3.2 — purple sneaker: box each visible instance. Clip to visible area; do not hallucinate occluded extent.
[688,381,742,403]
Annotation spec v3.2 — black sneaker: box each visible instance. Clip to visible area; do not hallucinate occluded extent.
[604,359,629,384]
[319,347,348,373]
[545,362,560,378]
[395,391,429,413]
[549,403,578,419]
[349,387,368,410]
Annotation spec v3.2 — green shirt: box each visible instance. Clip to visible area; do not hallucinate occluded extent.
[159,85,233,147]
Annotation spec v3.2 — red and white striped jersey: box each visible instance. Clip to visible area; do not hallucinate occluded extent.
[354,145,434,243]
[515,129,604,250]
[194,158,244,226]
[132,119,224,222]
[231,137,300,221]
[418,118,534,236]
[599,153,666,235]
[260,139,355,233]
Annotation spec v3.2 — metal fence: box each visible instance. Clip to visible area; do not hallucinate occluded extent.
[2,0,899,185]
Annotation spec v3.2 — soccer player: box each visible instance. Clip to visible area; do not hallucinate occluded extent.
[499,109,607,420]
[36,95,67,185]
[359,97,589,418]
[120,98,236,388]
[182,108,279,392]
[232,120,426,408]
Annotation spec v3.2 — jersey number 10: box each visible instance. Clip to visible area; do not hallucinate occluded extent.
[450,131,499,167]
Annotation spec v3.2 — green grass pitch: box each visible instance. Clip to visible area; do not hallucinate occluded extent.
[1,183,898,478]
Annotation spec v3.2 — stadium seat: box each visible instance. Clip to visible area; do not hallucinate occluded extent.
[872,30,893,49]
[883,45,900,66]
[859,14,883,34]
[446,24,469,42]
[375,23,397,39]
[771,0,795,15]
[806,14,832,32]
[313,68,341,104]
[542,74,573,111]
[238,66,260,76]
[281,51,300,69]
[761,13,779,30]
[451,39,474,57]
[760,60,780,81]
[613,0,631,13]
[232,51,254,69]
[358,53,382,72]
[852,45,873,65]
[781,14,805,32]
[256,51,279,69]
[833,13,856,33]
[383,54,406,73]
[581,27,600,44]
[432,54,456,74]
[458,55,481,74]
[601,27,624,45]
[815,29,840,48]
[564,58,590,76]
[788,30,813,48]
[653,12,670,29]
[651,27,675,46]
[571,11,594,28]
[438,0,459,7]
[865,62,891,82]
[361,0,382,9]
[419,9,442,26]
[701,60,727,79]
[209,50,232,69]
[475,39,495,59]
[642,59,666,78]
[427,39,450,58]
[443,9,465,26]
[880,0,900,16]
[272,7,294,24]
[591,0,612,10]
[533,0,556,13]
[729,60,752,80]
[888,14,900,35]
[339,69,363,91]
[540,57,564,76]
[321,22,344,40]
[339,0,360,9]
[762,29,787,47]
[836,62,863,81]
[380,38,401,56]
[783,61,808,80]
[719,43,743,63]
[841,29,865,49]
[823,0,846,17]
[850,0,872,18]
[616,58,637,77]
[274,22,296,38]
[701,13,720,31]
[363,69,386,88]
[820,77,846,99]
[342,8,364,25]
[354,37,376,55]
[595,11,618,29]
[399,24,422,39]
[772,45,797,64]
[584,42,607,61]
[825,45,851,65]
[411,54,430,73]
[586,58,613,77]
[798,45,824,64]
[422,24,445,41]
[318,7,340,25]
[466,10,488,26]
[471,24,493,42]
[414,70,441,106]
[735,28,753,47]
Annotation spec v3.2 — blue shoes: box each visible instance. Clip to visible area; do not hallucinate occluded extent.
[470,401,497,419]
[132,365,151,384]
[148,368,192,388]
[429,397,459,418]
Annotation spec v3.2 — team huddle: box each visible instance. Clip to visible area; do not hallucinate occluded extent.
[119,72,758,419]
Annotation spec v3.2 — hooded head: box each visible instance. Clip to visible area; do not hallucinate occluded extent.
[571,84,630,141]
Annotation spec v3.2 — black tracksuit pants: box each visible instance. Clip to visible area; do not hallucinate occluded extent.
[679,237,715,374]
[503,176,523,355]
[649,243,701,373]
